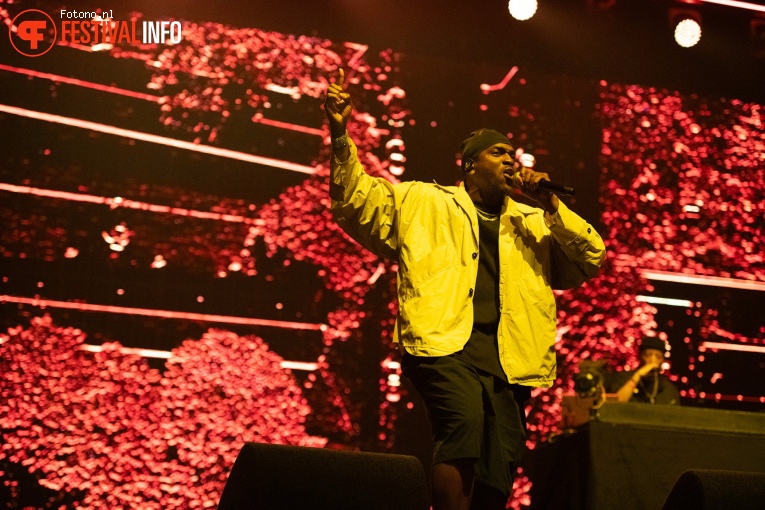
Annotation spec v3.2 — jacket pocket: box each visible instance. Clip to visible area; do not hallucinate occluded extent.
[517,282,556,323]
[407,245,459,290]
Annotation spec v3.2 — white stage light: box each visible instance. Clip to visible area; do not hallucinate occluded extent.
[675,18,702,47]
[508,0,538,21]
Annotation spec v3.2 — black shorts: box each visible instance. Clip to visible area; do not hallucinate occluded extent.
[402,353,529,496]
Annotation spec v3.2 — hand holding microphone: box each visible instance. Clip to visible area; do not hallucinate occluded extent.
[509,152,575,197]
[636,360,662,378]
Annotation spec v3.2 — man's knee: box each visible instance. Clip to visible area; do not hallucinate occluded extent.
[433,458,476,488]
[470,482,508,510]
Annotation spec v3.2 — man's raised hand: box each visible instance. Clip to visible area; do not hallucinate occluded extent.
[325,68,353,138]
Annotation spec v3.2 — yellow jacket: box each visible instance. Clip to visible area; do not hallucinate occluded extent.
[330,140,606,387]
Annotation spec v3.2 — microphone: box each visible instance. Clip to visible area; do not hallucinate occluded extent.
[538,179,575,197]
[513,154,575,196]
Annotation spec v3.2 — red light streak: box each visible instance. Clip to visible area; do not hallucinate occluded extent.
[0,182,264,225]
[635,295,694,307]
[56,40,96,52]
[263,83,301,99]
[641,270,765,292]
[0,65,324,137]
[78,344,319,370]
[80,344,174,359]
[367,263,386,285]
[480,66,519,94]
[700,341,765,354]
[688,392,765,403]
[0,104,318,174]
[344,42,369,69]
[0,295,327,331]
[700,0,765,13]
[279,361,320,371]
[0,64,166,103]
[251,114,324,136]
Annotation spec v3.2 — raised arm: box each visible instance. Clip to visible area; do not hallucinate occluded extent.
[614,362,661,403]
[324,69,407,259]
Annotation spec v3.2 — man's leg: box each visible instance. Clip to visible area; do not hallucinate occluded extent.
[469,377,528,510]
[432,459,475,510]
[470,482,509,510]
[402,355,484,510]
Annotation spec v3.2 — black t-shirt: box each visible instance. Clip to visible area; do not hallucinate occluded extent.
[458,208,507,383]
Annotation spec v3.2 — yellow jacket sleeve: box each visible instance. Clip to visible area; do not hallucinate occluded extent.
[329,139,413,260]
[545,201,607,289]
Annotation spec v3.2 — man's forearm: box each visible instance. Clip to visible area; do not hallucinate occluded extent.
[330,129,350,163]
[333,145,350,163]
[541,194,559,216]
[615,374,640,403]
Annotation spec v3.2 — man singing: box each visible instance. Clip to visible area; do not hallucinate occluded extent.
[325,69,606,510]
[609,336,681,405]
